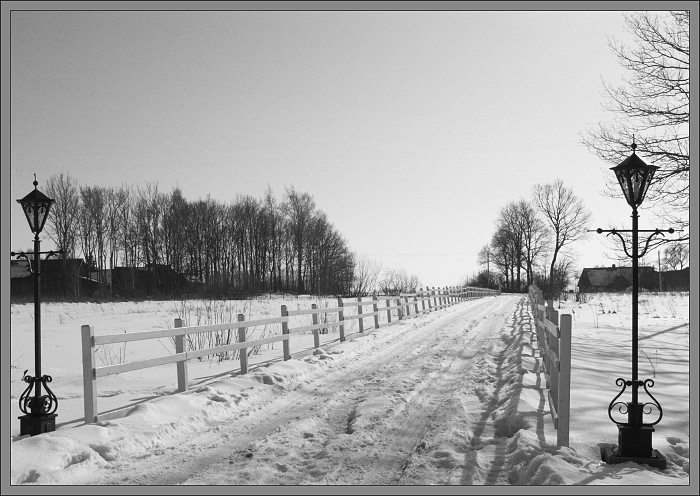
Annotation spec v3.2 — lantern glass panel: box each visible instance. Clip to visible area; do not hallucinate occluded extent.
[21,202,37,232]
[35,202,50,233]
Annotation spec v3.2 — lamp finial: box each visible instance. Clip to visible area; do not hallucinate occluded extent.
[33,173,38,188]
[631,135,637,153]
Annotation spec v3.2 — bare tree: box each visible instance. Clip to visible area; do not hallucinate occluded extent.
[283,187,316,293]
[162,187,189,277]
[77,185,105,275]
[663,243,689,270]
[490,225,514,292]
[379,268,420,295]
[133,183,166,295]
[44,173,80,296]
[517,199,549,287]
[263,187,284,291]
[45,173,79,259]
[581,11,689,239]
[533,256,575,297]
[500,202,525,291]
[351,256,382,296]
[477,245,492,279]
[532,179,591,298]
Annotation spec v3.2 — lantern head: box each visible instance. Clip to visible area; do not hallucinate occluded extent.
[17,179,54,234]
[609,141,659,208]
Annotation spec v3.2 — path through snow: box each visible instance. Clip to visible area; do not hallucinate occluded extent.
[11,293,691,486]
[60,295,534,485]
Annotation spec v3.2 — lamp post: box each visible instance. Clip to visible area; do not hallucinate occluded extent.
[595,140,672,469]
[12,176,62,436]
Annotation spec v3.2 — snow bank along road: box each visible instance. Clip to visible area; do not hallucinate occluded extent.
[25,294,540,485]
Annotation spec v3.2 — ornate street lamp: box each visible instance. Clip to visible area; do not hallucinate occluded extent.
[12,176,62,436]
[595,139,673,469]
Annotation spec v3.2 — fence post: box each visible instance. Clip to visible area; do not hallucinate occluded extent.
[558,314,572,447]
[312,303,320,349]
[81,325,97,424]
[432,287,437,309]
[404,294,410,317]
[420,288,426,312]
[550,307,559,406]
[427,286,432,311]
[281,305,290,360]
[386,298,392,323]
[357,297,364,333]
[397,296,403,320]
[372,296,380,329]
[174,318,188,392]
[237,313,248,374]
[338,297,345,342]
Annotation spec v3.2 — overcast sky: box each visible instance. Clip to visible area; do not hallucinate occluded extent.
[9,8,658,286]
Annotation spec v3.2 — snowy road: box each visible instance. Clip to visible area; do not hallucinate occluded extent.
[12,292,691,486]
[74,294,527,485]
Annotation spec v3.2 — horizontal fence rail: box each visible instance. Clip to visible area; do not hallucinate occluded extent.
[81,286,500,423]
[528,285,572,447]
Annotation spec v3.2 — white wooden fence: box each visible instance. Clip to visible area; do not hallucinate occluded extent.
[528,285,572,447]
[82,286,500,424]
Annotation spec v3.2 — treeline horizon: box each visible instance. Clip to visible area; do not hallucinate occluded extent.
[28,173,362,297]
[15,173,525,301]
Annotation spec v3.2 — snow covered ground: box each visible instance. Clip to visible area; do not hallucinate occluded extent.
[8,291,692,486]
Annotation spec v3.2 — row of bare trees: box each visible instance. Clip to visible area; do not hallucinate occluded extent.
[40,174,358,297]
[466,179,591,298]
[346,256,422,296]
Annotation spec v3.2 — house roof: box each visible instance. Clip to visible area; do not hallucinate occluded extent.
[578,266,655,287]
[10,258,85,279]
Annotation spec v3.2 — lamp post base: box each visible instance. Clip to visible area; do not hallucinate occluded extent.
[18,413,57,437]
[601,444,667,469]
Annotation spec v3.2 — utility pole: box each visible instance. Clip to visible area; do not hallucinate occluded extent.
[658,250,662,292]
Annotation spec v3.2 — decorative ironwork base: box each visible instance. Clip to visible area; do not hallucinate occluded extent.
[18,413,57,437]
[601,444,667,469]
[604,378,665,468]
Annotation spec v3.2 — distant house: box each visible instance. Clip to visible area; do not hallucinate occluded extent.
[658,267,691,291]
[577,264,690,292]
[10,258,98,299]
[11,258,190,300]
[100,264,189,298]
